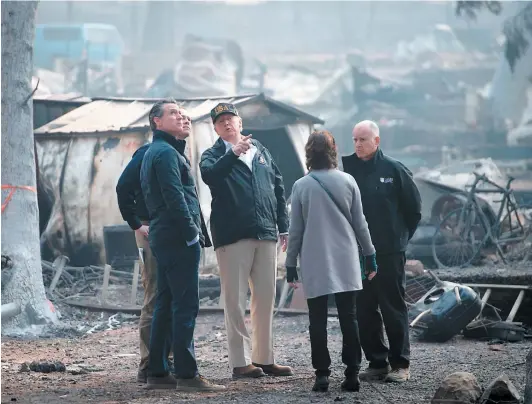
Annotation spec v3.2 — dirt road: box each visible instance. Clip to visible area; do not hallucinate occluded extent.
[1,312,530,403]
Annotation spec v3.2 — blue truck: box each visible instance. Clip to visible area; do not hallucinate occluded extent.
[34,23,124,70]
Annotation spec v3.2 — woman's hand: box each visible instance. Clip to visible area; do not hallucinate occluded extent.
[286,266,300,288]
[364,254,378,281]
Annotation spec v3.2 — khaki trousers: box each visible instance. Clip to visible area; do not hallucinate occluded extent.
[134,228,158,371]
[216,239,277,369]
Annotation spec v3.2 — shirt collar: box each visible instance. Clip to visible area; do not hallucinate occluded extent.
[223,139,233,152]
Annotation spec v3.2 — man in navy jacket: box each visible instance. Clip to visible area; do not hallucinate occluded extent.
[140,99,224,392]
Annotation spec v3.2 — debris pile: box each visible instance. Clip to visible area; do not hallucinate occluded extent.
[79,312,138,335]
[407,269,531,346]
[199,296,221,307]
[41,257,139,302]
[25,361,66,373]
[409,273,482,343]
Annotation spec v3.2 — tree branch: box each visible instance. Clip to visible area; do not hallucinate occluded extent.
[455,1,532,72]
[455,1,502,20]
[22,77,39,106]
[503,2,532,72]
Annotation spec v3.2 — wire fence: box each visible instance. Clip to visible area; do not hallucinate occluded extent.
[406,272,438,305]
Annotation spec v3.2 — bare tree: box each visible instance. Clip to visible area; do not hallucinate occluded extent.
[456,1,532,71]
[1,1,57,330]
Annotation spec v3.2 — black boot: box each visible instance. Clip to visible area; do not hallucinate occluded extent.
[312,375,329,392]
[341,373,360,392]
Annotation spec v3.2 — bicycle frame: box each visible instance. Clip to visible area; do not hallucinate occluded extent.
[456,190,502,263]
[455,173,526,264]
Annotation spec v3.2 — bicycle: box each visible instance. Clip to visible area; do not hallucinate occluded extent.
[431,172,532,268]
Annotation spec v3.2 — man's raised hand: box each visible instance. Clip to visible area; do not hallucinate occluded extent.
[232,134,252,156]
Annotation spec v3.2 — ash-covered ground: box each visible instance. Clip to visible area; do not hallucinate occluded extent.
[1,309,530,404]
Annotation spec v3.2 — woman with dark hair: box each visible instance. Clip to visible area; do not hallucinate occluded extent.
[285,130,377,393]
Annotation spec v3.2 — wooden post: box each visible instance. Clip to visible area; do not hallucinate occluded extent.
[130,261,140,305]
[101,264,111,303]
[48,255,69,294]
[506,290,526,322]
[480,288,492,311]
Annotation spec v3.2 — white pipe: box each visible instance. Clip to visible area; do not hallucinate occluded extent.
[410,309,431,328]
[1,302,21,321]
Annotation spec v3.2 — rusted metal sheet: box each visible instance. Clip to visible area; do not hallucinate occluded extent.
[89,134,147,264]
[35,94,322,137]
[35,96,257,136]
[36,140,70,194]
[37,100,151,135]
[39,133,149,265]
[62,138,98,254]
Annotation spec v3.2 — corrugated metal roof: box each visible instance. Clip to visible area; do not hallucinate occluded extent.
[35,99,153,134]
[34,93,323,135]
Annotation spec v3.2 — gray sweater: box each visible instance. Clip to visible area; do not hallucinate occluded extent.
[286,169,375,299]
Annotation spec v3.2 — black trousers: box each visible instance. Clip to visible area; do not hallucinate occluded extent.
[357,252,410,370]
[307,290,362,377]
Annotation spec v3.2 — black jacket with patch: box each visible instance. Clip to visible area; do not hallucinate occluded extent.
[199,137,288,250]
[140,130,211,248]
[342,148,422,254]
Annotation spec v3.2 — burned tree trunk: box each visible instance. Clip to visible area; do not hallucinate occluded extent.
[1,1,57,330]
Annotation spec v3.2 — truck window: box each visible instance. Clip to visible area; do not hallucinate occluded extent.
[86,28,123,46]
[42,27,82,42]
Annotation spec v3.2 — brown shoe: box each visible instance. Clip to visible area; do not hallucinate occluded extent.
[232,364,266,379]
[252,363,294,376]
[176,375,226,392]
[146,374,177,390]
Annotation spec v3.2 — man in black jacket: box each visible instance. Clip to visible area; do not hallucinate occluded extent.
[116,143,172,383]
[199,103,293,379]
[140,99,224,392]
[342,120,421,384]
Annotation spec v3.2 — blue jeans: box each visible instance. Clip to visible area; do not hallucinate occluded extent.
[148,241,201,378]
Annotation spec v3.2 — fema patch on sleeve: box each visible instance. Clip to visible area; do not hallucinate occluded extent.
[380,177,394,184]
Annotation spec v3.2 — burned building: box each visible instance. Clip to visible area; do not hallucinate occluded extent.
[34,94,323,267]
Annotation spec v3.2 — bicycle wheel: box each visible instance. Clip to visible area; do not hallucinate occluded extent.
[499,203,532,262]
[432,207,484,268]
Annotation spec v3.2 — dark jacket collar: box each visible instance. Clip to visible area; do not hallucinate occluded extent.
[153,130,186,155]
[342,148,384,175]
[213,137,226,151]
[343,148,383,167]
